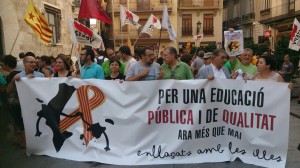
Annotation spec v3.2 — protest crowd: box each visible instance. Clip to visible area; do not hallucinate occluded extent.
[0,43,299,148]
[1,0,300,167]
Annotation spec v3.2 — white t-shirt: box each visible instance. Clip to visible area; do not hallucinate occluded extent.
[125,57,137,75]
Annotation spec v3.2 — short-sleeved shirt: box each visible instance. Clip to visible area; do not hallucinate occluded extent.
[102,60,126,77]
[231,58,257,75]
[81,62,104,79]
[281,61,293,82]
[18,71,45,78]
[125,57,137,75]
[126,61,161,81]
[105,74,125,80]
[161,61,193,80]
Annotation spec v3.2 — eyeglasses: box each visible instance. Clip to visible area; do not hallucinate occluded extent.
[24,61,36,64]
[147,54,155,58]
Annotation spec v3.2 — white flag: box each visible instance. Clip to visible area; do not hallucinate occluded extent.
[120,5,141,29]
[68,18,104,49]
[162,4,176,41]
[193,34,204,43]
[289,18,300,51]
[140,14,161,36]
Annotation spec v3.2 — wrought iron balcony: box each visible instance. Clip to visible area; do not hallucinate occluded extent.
[260,2,297,24]
[178,0,220,10]
[241,13,255,25]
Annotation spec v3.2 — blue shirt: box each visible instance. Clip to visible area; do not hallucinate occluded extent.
[81,62,104,79]
[18,71,45,77]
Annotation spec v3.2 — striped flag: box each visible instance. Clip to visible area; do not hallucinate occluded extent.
[186,38,191,53]
[24,0,53,45]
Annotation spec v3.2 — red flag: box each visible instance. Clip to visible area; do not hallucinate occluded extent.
[264,30,271,38]
[78,0,112,24]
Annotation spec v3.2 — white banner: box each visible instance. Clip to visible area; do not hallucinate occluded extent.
[224,30,244,56]
[289,18,300,51]
[16,79,290,168]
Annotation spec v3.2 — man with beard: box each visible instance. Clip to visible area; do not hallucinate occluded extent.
[80,47,104,79]
[126,47,162,81]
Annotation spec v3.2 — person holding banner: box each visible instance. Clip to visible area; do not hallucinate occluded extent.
[105,58,125,80]
[228,48,257,79]
[161,47,193,80]
[7,52,44,147]
[198,49,233,80]
[251,55,284,82]
[126,47,162,81]
[80,47,104,79]
[52,55,72,77]
[102,48,125,78]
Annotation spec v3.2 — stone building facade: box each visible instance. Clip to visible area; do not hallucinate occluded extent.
[0,0,74,58]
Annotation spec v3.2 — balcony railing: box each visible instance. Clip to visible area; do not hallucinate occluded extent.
[223,21,229,29]
[178,0,220,10]
[260,2,295,21]
[107,0,172,13]
[228,17,241,27]
[241,13,255,25]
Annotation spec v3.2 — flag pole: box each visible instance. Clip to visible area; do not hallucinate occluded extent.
[112,0,116,50]
[133,32,142,47]
[157,28,163,57]
[70,43,74,56]
[121,26,123,46]
[9,29,21,55]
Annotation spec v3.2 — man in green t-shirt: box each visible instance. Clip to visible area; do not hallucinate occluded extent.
[161,47,193,80]
[228,48,257,78]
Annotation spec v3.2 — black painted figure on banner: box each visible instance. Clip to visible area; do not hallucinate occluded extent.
[35,83,114,152]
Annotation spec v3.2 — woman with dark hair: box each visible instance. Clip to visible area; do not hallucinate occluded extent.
[105,57,125,80]
[52,55,72,77]
[251,55,284,82]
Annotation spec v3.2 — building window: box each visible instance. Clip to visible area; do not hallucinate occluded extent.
[44,4,61,44]
[180,0,192,7]
[288,0,295,12]
[203,14,213,35]
[182,14,192,36]
[247,0,254,14]
[203,0,214,7]
[263,0,270,10]
[138,19,150,38]
[233,2,240,18]
[137,0,150,11]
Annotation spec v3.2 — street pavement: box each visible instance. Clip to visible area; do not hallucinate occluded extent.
[1,98,299,168]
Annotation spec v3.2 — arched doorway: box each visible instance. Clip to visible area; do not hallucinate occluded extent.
[0,17,4,55]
